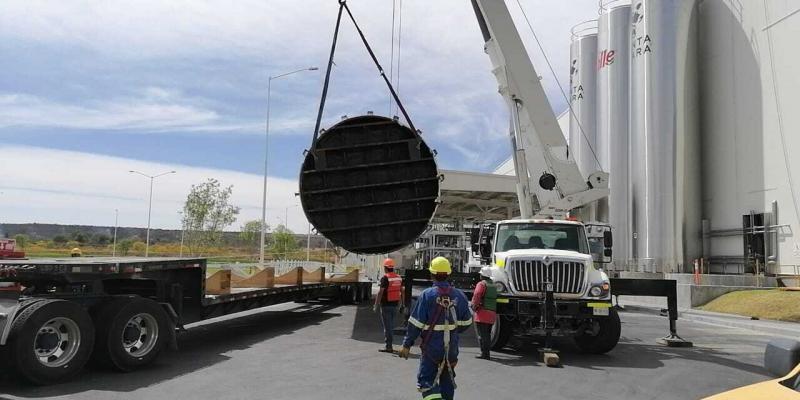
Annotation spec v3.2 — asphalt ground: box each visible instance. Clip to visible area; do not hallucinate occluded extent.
[0,300,776,400]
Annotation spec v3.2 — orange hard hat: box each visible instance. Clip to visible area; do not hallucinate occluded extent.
[383,258,395,268]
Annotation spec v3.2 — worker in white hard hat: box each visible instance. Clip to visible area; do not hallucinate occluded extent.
[471,266,498,360]
[398,257,472,400]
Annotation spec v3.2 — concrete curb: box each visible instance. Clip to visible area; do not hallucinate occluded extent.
[618,301,800,339]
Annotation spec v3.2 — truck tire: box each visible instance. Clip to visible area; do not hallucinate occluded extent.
[490,316,513,351]
[573,308,621,354]
[93,297,169,372]
[7,299,95,385]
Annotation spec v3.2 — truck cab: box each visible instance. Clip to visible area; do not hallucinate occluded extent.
[473,218,621,354]
[478,219,612,301]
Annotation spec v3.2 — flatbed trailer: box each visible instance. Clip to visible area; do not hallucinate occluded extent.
[0,257,372,384]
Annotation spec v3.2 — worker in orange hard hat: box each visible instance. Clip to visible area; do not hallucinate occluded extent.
[374,257,403,353]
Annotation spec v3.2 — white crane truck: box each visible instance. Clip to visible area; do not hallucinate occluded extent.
[467,0,620,355]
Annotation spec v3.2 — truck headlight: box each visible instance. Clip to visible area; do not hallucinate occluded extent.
[495,281,508,293]
[589,282,610,297]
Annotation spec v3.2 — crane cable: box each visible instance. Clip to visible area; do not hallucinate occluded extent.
[312,0,417,148]
[388,0,404,117]
[514,0,604,173]
[389,0,396,114]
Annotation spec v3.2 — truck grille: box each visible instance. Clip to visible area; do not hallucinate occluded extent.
[508,259,585,294]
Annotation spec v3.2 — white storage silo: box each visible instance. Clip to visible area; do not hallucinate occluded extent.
[596,2,631,268]
[568,21,599,221]
[629,0,701,273]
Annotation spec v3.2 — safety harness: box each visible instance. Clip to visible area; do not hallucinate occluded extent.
[419,286,458,392]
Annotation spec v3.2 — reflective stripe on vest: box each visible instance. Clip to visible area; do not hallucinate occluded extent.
[385,272,402,302]
[482,281,498,312]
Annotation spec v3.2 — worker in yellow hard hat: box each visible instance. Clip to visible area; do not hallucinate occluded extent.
[70,248,82,257]
[398,257,472,400]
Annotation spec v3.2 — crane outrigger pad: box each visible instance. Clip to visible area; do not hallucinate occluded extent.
[300,115,439,254]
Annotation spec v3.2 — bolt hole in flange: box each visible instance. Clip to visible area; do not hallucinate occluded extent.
[299,115,439,254]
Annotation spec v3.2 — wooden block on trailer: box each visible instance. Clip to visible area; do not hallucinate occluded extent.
[275,267,303,285]
[304,267,326,283]
[329,269,359,283]
[206,270,231,294]
[232,267,275,288]
[229,269,248,283]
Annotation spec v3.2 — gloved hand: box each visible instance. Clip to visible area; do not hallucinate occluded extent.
[398,304,406,315]
[373,303,379,313]
[398,346,411,359]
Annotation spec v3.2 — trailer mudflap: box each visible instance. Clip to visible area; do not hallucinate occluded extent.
[0,291,21,346]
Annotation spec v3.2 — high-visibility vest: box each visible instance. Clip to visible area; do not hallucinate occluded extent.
[385,272,402,302]
[481,280,498,312]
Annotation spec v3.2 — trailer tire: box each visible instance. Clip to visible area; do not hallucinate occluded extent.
[7,299,95,385]
[490,316,514,351]
[573,308,621,354]
[93,297,169,372]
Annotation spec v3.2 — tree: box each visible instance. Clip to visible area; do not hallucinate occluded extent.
[71,231,88,244]
[94,234,111,246]
[270,224,297,260]
[13,234,29,250]
[182,178,240,256]
[53,235,68,245]
[118,238,134,256]
[240,220,267,247]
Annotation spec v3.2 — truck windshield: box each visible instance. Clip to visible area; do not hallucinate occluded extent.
[495,223,589,254]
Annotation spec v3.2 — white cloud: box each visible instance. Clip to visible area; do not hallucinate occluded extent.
[0,145,310,233]
[0,1,599,170]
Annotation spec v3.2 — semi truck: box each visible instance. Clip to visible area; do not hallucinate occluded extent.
[0,257,371,384]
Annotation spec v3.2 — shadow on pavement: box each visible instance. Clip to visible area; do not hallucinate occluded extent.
[349,303,480,348]
[0,303,341,397]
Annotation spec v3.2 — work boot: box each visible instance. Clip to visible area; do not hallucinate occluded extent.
[475,354,490,360]
[379,346,394,353]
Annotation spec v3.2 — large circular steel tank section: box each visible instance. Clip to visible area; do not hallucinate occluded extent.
[299,115,439,254]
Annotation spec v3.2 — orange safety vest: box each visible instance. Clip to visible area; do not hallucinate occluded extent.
[385,272,402,302]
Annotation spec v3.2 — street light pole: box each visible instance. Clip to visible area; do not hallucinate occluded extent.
[259,66,318,267]
[306,222,311,262]
[130,170,176,257]
[112,209,119,257]
[178,211,185,257]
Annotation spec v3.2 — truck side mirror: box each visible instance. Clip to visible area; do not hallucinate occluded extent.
[603,230,613,248]
[604,248,612,257]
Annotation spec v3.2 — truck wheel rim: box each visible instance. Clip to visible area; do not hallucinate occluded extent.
[33,317,82,368]
[122,313,159,357]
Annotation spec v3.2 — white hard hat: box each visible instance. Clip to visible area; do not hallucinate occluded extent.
[479,266,493,279]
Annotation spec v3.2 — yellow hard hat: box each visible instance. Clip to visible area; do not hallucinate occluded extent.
[70,248,82,256]
[428,256,452,274]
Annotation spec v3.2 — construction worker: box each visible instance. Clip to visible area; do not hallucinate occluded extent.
[471,267,498,359]
[398,257,472,400]
[374,258,403,353]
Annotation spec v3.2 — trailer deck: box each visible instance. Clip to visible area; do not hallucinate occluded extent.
[0,257,372,384]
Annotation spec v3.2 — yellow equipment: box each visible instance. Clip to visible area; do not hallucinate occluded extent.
[70,248,82,257]
[428,257,452,275]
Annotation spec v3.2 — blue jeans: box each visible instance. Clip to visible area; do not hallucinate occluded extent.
[417,355,455,400]
[380,305,396,349]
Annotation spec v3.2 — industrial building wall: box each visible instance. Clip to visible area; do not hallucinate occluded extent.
[699,0,800,275]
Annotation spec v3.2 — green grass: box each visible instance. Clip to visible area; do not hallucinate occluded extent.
[699,289,800,322]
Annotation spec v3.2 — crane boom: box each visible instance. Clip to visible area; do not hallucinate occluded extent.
[471,0,609,218]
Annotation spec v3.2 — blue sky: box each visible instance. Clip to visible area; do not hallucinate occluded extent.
[0,0,596,232]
